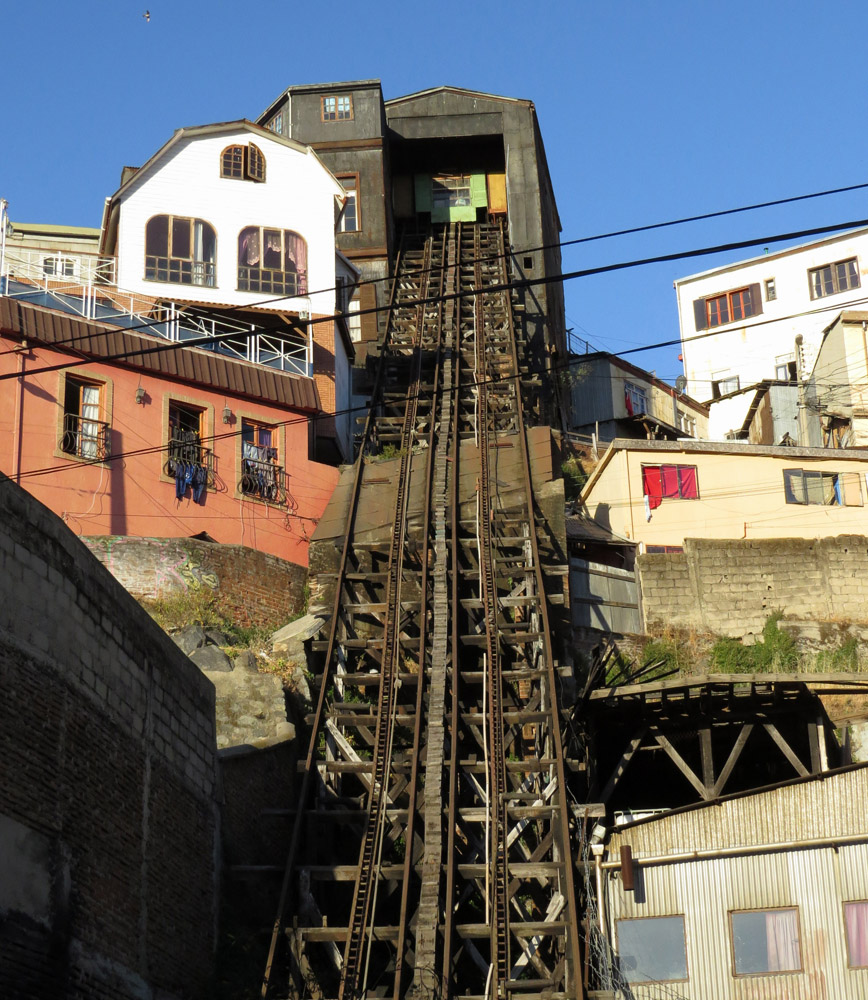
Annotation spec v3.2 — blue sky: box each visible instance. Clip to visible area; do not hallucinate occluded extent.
[3,1,868,384]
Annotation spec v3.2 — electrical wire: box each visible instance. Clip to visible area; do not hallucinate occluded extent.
[8,177,867,360]
[6,214,868,385]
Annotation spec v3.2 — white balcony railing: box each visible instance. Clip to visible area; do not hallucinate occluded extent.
[0,239,312,377]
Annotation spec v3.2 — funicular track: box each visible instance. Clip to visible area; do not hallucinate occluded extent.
[262,221,582,1000]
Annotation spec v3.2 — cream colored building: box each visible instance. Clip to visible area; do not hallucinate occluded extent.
[581,438,868,548]
[805,310,868,449]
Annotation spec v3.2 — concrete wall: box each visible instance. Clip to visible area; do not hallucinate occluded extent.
[583,439,868,548]
[81,535,307,627]
[638,535,868,636]
[0,476,219,999]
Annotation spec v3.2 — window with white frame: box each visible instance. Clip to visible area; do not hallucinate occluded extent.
[337,176,359,232]
[616,916,688,984]
[347,296,361,342]
[765,277,777,300]
[624,381,647,416]
[711,374,740,398]
[43,256,75,278]
[730,908,801,976]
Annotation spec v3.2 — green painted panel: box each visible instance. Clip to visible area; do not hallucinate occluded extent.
[470,172,487,208]
[414,174,432,213]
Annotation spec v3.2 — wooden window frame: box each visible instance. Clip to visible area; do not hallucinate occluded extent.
[336,173,361,233]
[808,257,860,299]
[220,143,266,182]
[236,414,287,505]
[55,370,112,466]
[615,914,689,985]
[728,906,803,978]
[237,227,308,296]
[694,284,762,330]
[160,395,214,489]
[144,214,217,288]
[321,94,354,122]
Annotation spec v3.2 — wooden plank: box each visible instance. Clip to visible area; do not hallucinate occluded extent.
[700,726,714,791]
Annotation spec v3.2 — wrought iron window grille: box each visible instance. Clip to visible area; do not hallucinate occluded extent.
[239,456,286,504]
[60,413,111,461]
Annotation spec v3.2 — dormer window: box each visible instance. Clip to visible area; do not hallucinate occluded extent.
[145,215,216,287]
[221,143,266,182]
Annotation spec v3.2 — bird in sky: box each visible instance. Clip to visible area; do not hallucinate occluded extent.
[143,10,150,22]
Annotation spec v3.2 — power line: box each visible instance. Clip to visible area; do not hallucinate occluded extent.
[6,213,868,387]
[7,178,868,358]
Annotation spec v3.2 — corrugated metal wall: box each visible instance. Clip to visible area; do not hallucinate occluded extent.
[603,768,868,999]
[570,558,640,634]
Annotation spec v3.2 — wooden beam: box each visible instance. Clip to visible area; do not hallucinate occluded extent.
[700,726,714,791]
[599,728,648,803]
[763,723,810,777]
[652,731,710,801]
[711,723,753,798]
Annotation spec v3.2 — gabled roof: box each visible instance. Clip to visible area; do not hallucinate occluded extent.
[385,85,531,108]
[106,119,344,204]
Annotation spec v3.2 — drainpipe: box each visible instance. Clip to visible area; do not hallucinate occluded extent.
[591,844,607,943]
[0,198,8,284]
[11,341,27,484]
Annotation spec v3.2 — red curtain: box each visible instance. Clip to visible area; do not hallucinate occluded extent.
[661,465,679,498]
[678,465,698,499]
[642,466,663,509]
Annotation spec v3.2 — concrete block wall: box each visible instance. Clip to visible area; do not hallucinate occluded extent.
[0,476,219,999]
[638,535,868,637]
[82,534,307,627]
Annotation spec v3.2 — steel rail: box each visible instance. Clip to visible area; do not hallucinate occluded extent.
[474,226,510,994]
[339,232,440,1000]
[260,233,409,998]
[391,225,450,1000]
[496,231,584,992]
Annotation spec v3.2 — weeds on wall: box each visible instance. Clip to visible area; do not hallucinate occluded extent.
[710,613,800,673]
[561,458,588,502]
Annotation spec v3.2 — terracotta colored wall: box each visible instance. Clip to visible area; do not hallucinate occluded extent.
[0,338,340,565]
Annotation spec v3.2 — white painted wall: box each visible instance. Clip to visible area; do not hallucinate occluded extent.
[676,228,868,402]
[115,127,342,319]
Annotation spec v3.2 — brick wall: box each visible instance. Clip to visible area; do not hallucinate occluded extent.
[0,476,219,999]
[82,535,307,627]
[638,535,868,637]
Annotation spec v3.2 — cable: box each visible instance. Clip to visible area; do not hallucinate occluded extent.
[6,213,868,388]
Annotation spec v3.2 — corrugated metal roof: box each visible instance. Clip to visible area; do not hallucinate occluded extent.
[565,511,632,545]
[0,298,320,411]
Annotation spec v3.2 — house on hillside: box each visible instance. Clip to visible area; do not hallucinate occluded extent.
[804,310,868,449]
[0,121,359,566]
[581,438,868,550]
[675,226,868,441]
[567,352,708,444]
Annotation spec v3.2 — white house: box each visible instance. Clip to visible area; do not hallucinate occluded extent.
[99,120,357,461]
[674,227,868,427]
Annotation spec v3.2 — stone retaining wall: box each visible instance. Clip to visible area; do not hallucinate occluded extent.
[82,535,307,627]
[0,478,219,999]
[639,535,868,637]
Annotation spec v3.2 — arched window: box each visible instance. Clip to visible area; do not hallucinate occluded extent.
[145,215,216,287]
[221,143,266,182]
[237,228,307,296]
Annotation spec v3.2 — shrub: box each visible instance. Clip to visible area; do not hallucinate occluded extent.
[710,613,798,673]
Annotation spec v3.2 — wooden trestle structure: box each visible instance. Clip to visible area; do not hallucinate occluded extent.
[261,221,583,1000]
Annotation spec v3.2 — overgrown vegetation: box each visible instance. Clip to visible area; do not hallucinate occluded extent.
[561,457,588,502]
[710,612,799,673]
